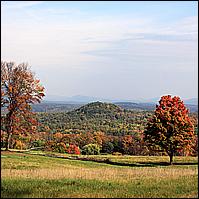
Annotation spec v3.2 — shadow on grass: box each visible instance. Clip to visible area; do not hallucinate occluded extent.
[135,161,198,166]
[4,151,197,168]
[74,157,198,167]
[102,160,168,167]
[26,153,199,167]
[107,160,198,167]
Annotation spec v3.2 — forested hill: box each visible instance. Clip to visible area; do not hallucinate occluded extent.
[32,101,198,113]
[37,101,152,135]
[72,101,123,116]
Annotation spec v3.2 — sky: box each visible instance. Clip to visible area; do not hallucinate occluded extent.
[1,1,198,101]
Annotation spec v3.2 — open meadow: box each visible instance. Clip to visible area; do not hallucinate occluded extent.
[2,1,198,198]
[1,151,198,198]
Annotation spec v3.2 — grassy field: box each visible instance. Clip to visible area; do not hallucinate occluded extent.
[1,151,198,198]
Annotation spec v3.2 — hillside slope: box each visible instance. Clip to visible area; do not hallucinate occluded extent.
[37,101,152,135]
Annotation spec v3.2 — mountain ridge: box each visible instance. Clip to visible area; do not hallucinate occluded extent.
[44,95,198,105]
[32,100,198,113]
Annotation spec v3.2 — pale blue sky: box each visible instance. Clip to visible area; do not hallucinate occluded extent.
[1,1,198,101]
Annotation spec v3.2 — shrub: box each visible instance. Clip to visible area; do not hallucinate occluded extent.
[82,144,100,155]
[44,141,55,151]
[13,140,26,150]
[102,141,114,154]
[54,142,67,153]
[31,140,45,148]
[66,144,81,155]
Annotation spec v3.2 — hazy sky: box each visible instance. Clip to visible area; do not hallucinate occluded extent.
[2,1,198,100]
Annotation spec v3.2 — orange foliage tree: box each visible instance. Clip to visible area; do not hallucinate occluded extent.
[144,95,195,164]
[1,61,45,150]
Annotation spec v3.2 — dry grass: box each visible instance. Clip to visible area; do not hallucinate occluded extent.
[2,160,197,182]
[1,151,198,198]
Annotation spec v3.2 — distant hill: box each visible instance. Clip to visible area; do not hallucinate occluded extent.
[185,104,198,113]
[73,101,123,115]
[44,95,112,103]
[37,101,152,135]
[115,102,198,113]
[44,95,198,105]
[44,94,147,103]
[33,100,198,113]
[135,97,198,105]
[31,102,82,113]
[35,101,197,135]
[184,98,198,105]
[115,102,155,111]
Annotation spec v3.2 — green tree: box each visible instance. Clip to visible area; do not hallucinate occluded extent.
[144,95,195,164]
[82,143,100,155]
[102,141,114,154]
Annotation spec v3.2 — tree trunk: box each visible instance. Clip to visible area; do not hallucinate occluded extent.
[5,132,12,151]
[169,153,173,165]
[5,113,13,151]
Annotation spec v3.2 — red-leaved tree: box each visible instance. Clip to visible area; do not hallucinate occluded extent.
[144,95,195,164]
[1,61,45,150]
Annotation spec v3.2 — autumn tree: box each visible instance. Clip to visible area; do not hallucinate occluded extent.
[1,61,45,150]
[144,95,195,164]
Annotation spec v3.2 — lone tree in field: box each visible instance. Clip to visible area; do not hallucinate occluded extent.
[1,61,45,150]
[144,95,195,165]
